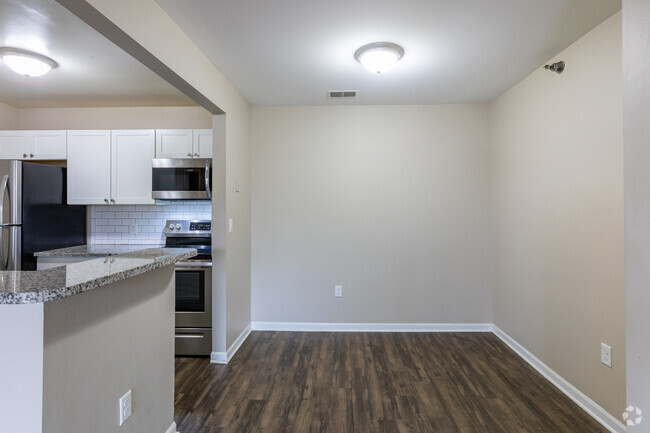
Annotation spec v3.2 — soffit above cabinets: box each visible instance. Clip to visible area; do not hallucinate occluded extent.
[155,0,621,106]
[0,0,197,108]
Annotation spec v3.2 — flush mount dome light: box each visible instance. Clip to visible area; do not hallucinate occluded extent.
[0,47,58,77]
[354,42,404,74]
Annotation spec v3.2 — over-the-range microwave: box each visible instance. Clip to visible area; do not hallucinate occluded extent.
[152,158,212,200]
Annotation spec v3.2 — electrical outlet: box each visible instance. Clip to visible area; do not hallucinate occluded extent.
[601,343,612,368]
[335,285,342,297]
[119,389,132,426]
[128,223,137,234]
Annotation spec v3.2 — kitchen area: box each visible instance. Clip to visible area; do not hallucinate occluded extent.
[0,0,231,432]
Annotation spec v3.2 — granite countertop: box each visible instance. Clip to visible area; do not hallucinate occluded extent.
[34,244,164,257]
[0,248,196,305]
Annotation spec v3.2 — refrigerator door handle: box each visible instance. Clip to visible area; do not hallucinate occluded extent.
[0,174,7,226]
[0,174,8,270]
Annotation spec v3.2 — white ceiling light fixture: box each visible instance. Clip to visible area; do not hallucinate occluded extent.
[354,42,404,74]
[0,47,58,77]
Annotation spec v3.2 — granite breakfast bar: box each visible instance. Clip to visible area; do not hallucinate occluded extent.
[0,247,195,433]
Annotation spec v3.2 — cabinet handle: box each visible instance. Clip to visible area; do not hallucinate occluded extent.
[187,153,193,157]
[30,154,34,158]
[23,154,27,158]
[110,198,115,204]
[194,153,200,157]
[104,198,109,204]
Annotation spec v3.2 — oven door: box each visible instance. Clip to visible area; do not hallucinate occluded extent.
[174,261,212,328]
[152,158,212,200]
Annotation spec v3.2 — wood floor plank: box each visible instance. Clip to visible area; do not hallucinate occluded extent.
[175,332,608,433]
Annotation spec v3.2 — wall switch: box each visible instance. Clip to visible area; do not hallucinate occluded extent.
[335,285,342,297]
[119,389,132,426]
[601,343,612,368]
[128,223,137,234]
[228,218,233,233]
[235,183,240,193]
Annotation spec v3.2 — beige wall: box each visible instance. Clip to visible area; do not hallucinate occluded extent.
[43,266,175,433]
[18,106,212,129]
[490,12,624,419]
[251,105,492,323]
[0,101,20,129]
[623,0,650,424]
[84,0,252,351]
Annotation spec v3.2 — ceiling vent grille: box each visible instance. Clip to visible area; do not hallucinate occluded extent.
[328,90,358,98]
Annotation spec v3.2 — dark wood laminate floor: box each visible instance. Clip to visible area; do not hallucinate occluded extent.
[175,332,607,433]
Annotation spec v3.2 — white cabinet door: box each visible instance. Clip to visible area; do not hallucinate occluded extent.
[155,129,193,158]
[67,130,111,205]
[111,130,155,205]
[0,131,29,159]
[29,130,67,160]
[193,129,213,158]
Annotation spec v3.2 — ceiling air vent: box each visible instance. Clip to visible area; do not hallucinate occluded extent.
[328,90,358,99]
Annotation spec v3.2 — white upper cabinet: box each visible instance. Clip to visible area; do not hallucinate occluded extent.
[111,130,155,205]
[193,129,213,158]
[0,131,29,159]
[67,130,155,205]
[0,130,66,160]
[155,129,193,158]
[156,129,213,159]
[67,130,111,205]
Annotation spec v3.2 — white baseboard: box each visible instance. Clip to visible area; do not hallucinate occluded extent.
[491,325,626,433]
[210,323,253,364]
[164,421,177,433]
[251,321,493,332]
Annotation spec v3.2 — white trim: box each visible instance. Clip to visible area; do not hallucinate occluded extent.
[491,325,626,433]
[164,421,178,433]
[210,323,253,364]
[251,322,493,332]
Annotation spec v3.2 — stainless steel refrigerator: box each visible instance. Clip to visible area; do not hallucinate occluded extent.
[0,160,86,271]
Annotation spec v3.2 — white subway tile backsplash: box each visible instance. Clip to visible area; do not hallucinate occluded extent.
[89,202,212,245]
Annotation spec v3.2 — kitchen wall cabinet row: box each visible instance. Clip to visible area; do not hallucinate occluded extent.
[0,128,213,205]
[0,128,213,160]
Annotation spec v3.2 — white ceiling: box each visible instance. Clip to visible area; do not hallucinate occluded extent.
[156,0,621,106]
[0,0,196,108]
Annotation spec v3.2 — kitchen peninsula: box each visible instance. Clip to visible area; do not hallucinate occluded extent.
[0,247,195,433]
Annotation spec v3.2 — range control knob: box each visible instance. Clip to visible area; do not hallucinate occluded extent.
[175,223,182,230]
[168,223,175,230]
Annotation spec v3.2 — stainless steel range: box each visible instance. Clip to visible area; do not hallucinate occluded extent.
[164,219,212,356]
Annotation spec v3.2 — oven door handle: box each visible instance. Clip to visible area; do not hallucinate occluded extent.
[175,333,207,339]
[175,262,212,269]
